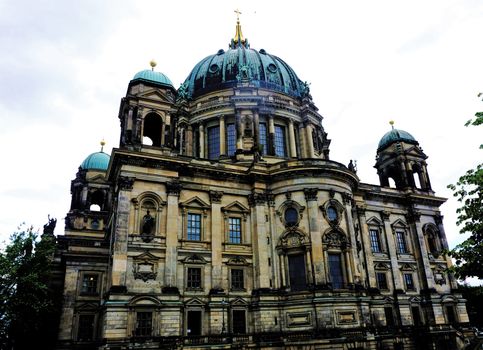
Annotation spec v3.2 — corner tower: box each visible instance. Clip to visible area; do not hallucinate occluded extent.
[375,121,432,191]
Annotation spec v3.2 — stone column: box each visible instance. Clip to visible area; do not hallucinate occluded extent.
[288,119,297,158]
[253,110,260,149]
[357,206,377,288]
[408,210,435,290]
[161,121,166,146]
[305,123,315,158]
[381,211,404,291]
[268,115,275,155]
[250,190,270,289]
[304,188,326,285]
[343,193,361,284]
[164,181,181,287]
[434,214,457,289]
[199,124,205,158]
[186,125,193,156]
[111,177,134,288]
[219,115,226,156]
[299,124,307,158]
[210,191,224,289]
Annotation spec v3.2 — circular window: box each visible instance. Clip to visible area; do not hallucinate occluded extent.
[327,206,338,222]
[267,63,277,73]
[209,64,219,73]
[284,207,298,227]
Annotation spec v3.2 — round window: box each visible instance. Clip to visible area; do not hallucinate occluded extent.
[209,64,219,73]
[284,207,298,226]
[327,206,338,222]
[267,63,277,73]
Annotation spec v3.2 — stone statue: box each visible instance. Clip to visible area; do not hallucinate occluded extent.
[142,210,154,235]
[348,160,357,173]
[43,215,57,235]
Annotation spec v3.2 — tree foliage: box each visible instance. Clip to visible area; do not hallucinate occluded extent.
[0,222,59,350]
[447,111,483,280]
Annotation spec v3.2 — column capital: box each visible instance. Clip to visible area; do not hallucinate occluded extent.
[342,192,353,205]
[304,188,318,202]
[406,208,421,223]
[209,190,224,203]
[166,181,182,196]
[381,210,391,221]
[356,205,367,216]
[118,176,134,191]
[434,214,444,225]
[248,190,267,207]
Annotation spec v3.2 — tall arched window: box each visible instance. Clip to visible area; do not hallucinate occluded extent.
[226,124,236,156]
[143,113,163,147]
[208,126,220,159]
[274,125,286,157]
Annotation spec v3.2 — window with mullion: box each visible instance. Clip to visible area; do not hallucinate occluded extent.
[328,253,344,289]
[227,123,236,156]
[396,231,408,254]
[187,267,202,289]
[208,126,220,160]
[228,217,242,244]
[81,274,98,295]
[259,123,268,155]
[376,272,388,290]
[231,269,244,290]
[369,229,382,253]
[274,125,286,157]
[135,312,153,337]
[404,273,415,290]
[187,213,201,241]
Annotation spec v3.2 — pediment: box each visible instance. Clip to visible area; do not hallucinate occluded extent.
[409,296,422,303]
[366,216,383,226]
[129,295,161,306]
[133,251,159,262]
[391,219,407,229]
[76,302,99,311]
[138,89,173,103]
[179,196,210,209]
[182,254,207,264]
[230,297,248,306]
[374,262,390,270]
[222,201,249,213]
[227,256,248,266]
[185,297,205,306]
[399,263,416,271]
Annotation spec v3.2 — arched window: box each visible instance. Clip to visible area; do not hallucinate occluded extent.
[274,125,286,157]
[89,190,105,211]
[143,113,163,147]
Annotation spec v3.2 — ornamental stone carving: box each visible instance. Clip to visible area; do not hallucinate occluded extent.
[166,181,182,196]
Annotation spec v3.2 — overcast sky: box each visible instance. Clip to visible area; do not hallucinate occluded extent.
[0,0,481,266]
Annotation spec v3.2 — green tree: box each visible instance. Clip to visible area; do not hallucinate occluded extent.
[0,219,59,350]
[447,108,483,280]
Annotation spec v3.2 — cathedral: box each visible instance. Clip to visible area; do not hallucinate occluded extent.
[55,17,470,350]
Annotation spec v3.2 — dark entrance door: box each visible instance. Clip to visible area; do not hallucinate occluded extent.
[187,310,202,335]
[288,254,306,291]
[232,310,246,334]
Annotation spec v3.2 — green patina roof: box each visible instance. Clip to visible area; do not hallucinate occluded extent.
[181,46,306,99]
[80,152,110,171]
[132,70,173,87]
[378,129,418,151]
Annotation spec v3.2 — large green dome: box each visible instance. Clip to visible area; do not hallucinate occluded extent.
[80,152,110,171]
[132,69,173,88]
[181,47,305,99]
[378,128,418,151]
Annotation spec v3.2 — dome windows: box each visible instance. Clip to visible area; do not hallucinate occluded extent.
[267,63,277,73]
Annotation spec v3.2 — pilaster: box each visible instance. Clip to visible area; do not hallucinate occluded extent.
[164,181,181,287]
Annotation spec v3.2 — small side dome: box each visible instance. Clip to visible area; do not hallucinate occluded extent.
[377,129,418,152]
[132,70,174,88]
[80,152,110,171]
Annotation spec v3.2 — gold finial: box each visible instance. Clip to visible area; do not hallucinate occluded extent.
[100,139,106,152]
[232,8,246,48]
[150,60,157,71]
[389,120,395,130]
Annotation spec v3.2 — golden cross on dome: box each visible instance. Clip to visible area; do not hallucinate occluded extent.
[234,8,242,21]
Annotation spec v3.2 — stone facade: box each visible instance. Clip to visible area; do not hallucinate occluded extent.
[55,23,469,350]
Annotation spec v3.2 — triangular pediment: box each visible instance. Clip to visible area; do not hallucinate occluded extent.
[222,201,249,213]
[366,216,383,226]
[138,89,173,103]
[185,297,205,306]
[76,302,99,311]
[374,262,390,270]
[230,297,248,306]
[180,196,210,209]
[391,219,407,229]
